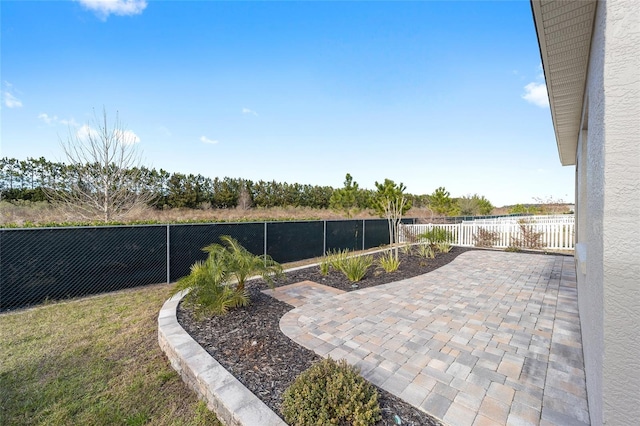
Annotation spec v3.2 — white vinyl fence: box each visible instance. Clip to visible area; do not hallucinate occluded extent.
[466,215,575,225]
[399,215,575,250]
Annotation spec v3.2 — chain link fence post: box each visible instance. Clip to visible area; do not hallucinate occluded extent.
[166,224,171,284]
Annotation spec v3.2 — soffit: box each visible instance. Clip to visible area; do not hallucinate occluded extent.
[531,0,596,166]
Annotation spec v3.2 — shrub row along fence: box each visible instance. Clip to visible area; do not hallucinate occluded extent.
[399,215,575,250]
[0,218,413,310]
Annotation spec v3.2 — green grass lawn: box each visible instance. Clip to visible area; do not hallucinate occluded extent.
[0,284,221,426]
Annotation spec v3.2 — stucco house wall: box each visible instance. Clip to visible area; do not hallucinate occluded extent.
[573,1,639,425]
[533,0,639,424]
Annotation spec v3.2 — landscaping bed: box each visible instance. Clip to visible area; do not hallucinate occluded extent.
[177,246,474,426]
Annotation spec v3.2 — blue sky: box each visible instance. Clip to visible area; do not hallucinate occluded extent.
[1,0,574,207]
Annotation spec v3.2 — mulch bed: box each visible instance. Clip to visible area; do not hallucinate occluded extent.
[177,246,475,425]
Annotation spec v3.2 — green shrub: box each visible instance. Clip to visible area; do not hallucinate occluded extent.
[377,250,401,272]
[339,254,373,282]
[505,246,522,252]
[418,227,453,244]
[281,357,381,426]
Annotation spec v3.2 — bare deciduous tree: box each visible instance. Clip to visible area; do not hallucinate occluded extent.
[47,109,151,222]
[236,181,253,210]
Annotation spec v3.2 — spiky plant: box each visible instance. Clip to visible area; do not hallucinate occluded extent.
[203,235,283,294]
[435,242,452,253]
[416,243,435,259]
[319,256,331,276]
[172,257,248,318]
[174,235,282,314]
[326,248,350,272]
[339,254,373,282]
[377,250,401,272]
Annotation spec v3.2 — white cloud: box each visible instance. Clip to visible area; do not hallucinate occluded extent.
[38,113,56,124]
[4,92,23,108]
[242,108,258,116]
[76,124,100,141]
[200,136,219,145]
[3,82,23,108]
[38,113,79,126]
[76,0,147,20]
[59,117,79,126]
[522,81,549,108]
[76,125,140,145]
[115,129,141,145]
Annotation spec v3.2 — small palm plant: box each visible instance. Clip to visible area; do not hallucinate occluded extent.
[174,235,283,315]
[204,235,283,295]
[173,256,248,318]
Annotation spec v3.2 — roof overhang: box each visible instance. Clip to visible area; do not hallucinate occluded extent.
[530,0,597,166]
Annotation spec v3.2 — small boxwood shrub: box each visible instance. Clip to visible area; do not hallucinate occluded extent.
[281,357,381,426]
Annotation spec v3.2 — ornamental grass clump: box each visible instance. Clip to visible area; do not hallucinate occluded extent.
[339,254,373,282]
[400,243,414,256]
[377,250,401,272]
[319,257,331,276]
[416,243,435,259]
[435,242,452,253]
[319,249,349,276]
[281,357,381,426]
[328,248,350,272]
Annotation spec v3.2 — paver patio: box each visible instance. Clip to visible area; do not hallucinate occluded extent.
[276,251,589,426]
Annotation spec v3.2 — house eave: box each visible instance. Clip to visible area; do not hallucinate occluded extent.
[530,0,597,166]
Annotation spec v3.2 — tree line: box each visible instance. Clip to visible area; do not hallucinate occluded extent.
[0,157,335,210]
[0,157,494,216]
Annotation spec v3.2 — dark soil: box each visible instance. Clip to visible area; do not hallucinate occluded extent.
[177,246,475,426]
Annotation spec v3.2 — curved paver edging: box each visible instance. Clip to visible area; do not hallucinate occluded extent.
[158,290,286,426]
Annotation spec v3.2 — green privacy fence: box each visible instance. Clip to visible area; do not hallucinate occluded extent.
[0,218,414,310]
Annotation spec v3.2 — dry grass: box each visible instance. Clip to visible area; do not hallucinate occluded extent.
[0,200,436,226]
[0,283,221,426]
